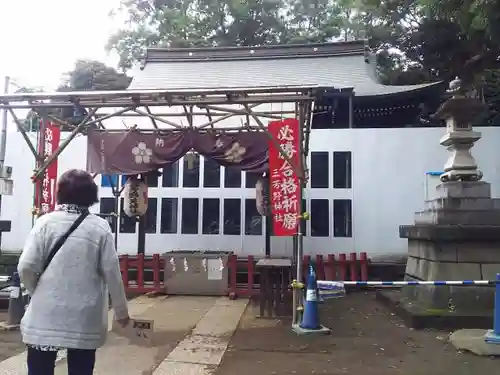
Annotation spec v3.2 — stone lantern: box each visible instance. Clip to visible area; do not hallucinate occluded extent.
[435,77,485,182]
[394,77,500,329]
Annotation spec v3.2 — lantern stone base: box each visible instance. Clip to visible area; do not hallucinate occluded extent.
[393,181,500,327]
[375,289,493,330]
[401,238,500,313]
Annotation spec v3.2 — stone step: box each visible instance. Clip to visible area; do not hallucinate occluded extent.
[435,181,491,199]
[424,197,496,211]
[414,208,500,225]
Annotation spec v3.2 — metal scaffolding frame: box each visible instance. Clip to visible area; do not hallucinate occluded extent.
[0,86,324,184]
[0,84,327,325]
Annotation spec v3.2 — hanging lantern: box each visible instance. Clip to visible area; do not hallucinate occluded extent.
[123,178,148,217]
[185,151,197,170]
[255,174,270,216]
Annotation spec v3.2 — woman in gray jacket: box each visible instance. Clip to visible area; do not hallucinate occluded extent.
[18,169,130,375]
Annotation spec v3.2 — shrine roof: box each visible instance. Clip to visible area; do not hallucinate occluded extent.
[129,40,440,97]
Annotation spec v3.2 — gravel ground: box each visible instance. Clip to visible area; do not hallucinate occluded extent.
[0,311,24,363]
[217,291,499,375]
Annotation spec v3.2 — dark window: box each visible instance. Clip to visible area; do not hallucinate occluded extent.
[181,198,199,234]
[245,172,260,188]
[311,97,349,129]
[224,199,241,235]
[145,198,157,233]
[310,152,329,188]
[244,199,262,235]
[162,161,179,187]
[119,198,136,233]
[202,198,220,234]
[144,171,159,188]
[333,152,352,189]
[334,199,352,237]
[203,158,221,188]
[183,154,200,188]
[224,167,241,188]
[160,198,178,234]
[310,199,329,237]
[99,198,117,233]
[311,94,444,129]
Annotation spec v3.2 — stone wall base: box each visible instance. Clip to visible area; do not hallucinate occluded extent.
[402,275,495,312]
[403,238,500,312]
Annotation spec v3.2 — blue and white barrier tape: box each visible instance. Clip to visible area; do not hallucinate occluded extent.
[315,280,496,300]
[318,280,496,288]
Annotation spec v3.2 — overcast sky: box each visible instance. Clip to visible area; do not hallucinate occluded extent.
[0,0,122,92]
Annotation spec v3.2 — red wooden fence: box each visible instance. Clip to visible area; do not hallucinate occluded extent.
[119,252,369,296]
[119,254,164,294]
[226,252,369,298]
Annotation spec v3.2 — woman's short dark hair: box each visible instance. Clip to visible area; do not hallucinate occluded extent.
[56,169,98,207]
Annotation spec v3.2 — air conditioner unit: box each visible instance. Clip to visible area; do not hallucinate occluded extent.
[0,179,13,195]
[0,166,12,179]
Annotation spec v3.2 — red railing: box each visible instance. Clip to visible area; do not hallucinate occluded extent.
[119,253,164,294]
[227,252,369,299]
[119,252,369,297]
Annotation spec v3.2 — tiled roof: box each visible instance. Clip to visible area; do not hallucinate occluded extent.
[128,41,439,96]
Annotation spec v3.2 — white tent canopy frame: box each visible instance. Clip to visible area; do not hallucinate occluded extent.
[0,84,332,325]
[0,86,327,179]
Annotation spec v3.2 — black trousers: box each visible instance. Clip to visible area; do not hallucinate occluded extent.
[27,347,96,375]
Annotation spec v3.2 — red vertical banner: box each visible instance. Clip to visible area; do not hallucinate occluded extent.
[35,122,61,214]
[268,118,301,236]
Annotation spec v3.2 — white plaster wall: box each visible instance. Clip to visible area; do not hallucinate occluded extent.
[0,132,88,253]
[315,127,500,257]
[1,126,499,257]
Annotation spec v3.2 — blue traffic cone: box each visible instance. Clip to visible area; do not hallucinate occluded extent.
[300,265,321,330]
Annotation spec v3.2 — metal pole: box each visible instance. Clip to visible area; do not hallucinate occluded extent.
[137,175,146,255]
[0,76,10,250]
[294,101,306,326]
[264,215,271,258]
[114,177,120,250]
[494,273,500,336]
[348,94,354,129]
[6,108,39,160]
[0,76,10,165]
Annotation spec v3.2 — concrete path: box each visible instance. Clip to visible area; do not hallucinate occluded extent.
[153,298,248,375]
[0,295,161,374]
[0,295,248,375]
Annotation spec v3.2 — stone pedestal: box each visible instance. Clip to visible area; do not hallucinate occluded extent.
[387,78,500,328]
[400,181,500,314]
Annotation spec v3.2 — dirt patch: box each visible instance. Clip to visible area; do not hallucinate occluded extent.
[0,311,24,362]
[218,291,498,375]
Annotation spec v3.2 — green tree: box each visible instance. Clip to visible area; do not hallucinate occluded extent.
[58,59,132,91]
[357,0,500,86]
[55,60,131,129]
[107,0,362,70]
[475,69,500,126]
[17,60,129,132]
[106,0,499,121]
[18,111,41,132]
[356,0,500,123]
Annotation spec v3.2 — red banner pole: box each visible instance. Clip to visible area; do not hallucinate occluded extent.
[268,118,301,237]
[34,121,60,216]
